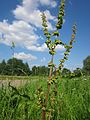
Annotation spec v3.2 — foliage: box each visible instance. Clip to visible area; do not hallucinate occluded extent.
[61,68,71,78]
[73,68,82,77]
[0,76,90,120]
[41,0,76,79]
[40,0,76,119]
[0,58,31,76]
[0,0,78,120]
[0,60,7,75]
[0,59,50,76]
[32,66,49,76]
[83,56,90,75]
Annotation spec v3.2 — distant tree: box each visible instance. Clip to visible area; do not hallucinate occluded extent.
[83,56,90,75]
[73,68,82,77]
[7,58,23,75]
[0,58,31,76]
[32,66,37,75]
[0,60,7,75]
[61,68,71,77]
[39,66,49,76]
[32,66,49,76]
[24,62,32,75]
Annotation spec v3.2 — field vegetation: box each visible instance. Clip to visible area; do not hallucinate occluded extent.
[0,0,90,119]
[0,76,90,120]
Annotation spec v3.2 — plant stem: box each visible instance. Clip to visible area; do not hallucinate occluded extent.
[54,67,58,96]
[42,107,46,120]
[46,55,54,103]
[42,55,54,120]
[48,111,51,120]
[49,55,54,77]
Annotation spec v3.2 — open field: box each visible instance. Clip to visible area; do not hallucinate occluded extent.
[0,76,90,120]
[0,75,41,87]
[0,0,90,119]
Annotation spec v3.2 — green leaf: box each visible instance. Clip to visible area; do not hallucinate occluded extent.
[49,50,56,55]
[66,48,70,52]
[58,15,62,19]
[59,63,64,68]
[60,59,65,63]
[72,34,75,39]
[44,31,49,35]
[48,63,56,68]
[56,24,62,29]
[54,39,62,45]
[64,44,69,49]
[69,45,73,49]
[73,40,76,42]
[48,62,53,67]
[52,31,60,36]
[45,40,51,44]
[88,105,90,112]
[56,68,61,73]
[48,62,56,67]
[64,52,69,55]
[64,56,68,60]
[42,23,48,27]
[11,41,15,48]
[72,24,77,34]
[52,64,56,67]
[49,43,56,50]
[46,35,51,39]
[43,28,47,32]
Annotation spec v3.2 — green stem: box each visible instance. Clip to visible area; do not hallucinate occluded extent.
[42,108,46,120]
[42,55,54,120]
[46,55,54,102]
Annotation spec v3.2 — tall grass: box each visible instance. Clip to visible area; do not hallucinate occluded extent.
[0,76,90,120]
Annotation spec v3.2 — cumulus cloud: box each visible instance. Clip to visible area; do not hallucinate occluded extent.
[0,19,65,52]
[55,45,65,51]
[39,0,57,7]
[26,43,48,52]
[12,0,57,30]
[0,0,65,52]
[0,0,58,52]
[14,52,37,61]
[13,7,56,30]
[0,20,38,48]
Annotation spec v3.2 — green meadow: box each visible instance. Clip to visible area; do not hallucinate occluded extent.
[0,76,90,120]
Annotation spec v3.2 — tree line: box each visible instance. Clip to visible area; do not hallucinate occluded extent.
[0,56,90,76]
[0,58,49,76]
[61,56,90,77]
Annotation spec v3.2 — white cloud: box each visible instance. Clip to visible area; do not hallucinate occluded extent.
[44,10,56,20]
[27,43,48,52]
[39,0,57,7]
[55,45,65,51]
[13,9,56,30]
[14,52,37,61]
[0,0,65,53]
[0,20,38,48]
[0,19,65,52]
[13,0,56,30]
[51,1,57,7]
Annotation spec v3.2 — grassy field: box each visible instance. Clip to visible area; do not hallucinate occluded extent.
[0,75,44,80]
[0,76,90,120]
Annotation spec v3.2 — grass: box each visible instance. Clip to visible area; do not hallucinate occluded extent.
[0,75,46,80]
[0,76,90,120]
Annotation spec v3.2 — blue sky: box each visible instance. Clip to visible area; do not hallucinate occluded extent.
[0,0,90,70]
